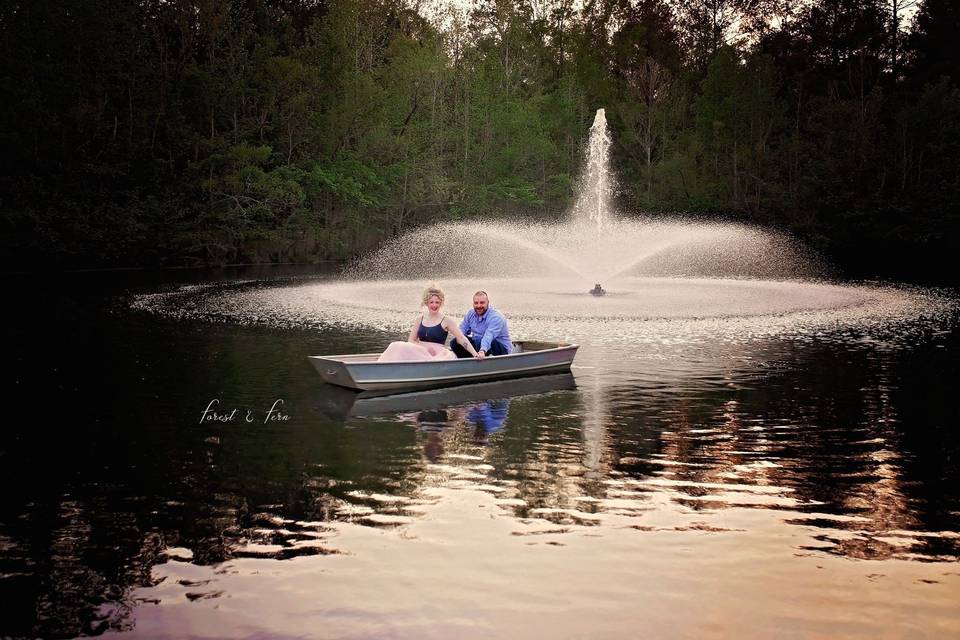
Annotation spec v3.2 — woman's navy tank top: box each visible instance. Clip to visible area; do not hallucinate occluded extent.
[418,317,448,344]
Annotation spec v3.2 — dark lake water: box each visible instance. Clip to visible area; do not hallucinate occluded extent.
[2,266,959,638]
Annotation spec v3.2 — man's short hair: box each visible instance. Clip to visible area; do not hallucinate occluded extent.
[473,290,488,299]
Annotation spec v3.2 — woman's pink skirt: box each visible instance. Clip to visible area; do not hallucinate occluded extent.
[377,341,455,362]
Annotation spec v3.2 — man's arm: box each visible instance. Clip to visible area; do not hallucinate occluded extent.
[480,313,505,352]
[459,312,471,337]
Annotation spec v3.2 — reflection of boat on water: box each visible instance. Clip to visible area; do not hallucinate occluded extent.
[308,341,578,395]
[314,372,576,419]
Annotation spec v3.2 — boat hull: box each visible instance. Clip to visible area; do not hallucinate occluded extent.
[308,341,579,395]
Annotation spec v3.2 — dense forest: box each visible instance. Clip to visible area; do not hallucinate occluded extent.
[1,0,958,278]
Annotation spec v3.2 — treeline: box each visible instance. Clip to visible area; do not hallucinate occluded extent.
[1,0,958,277]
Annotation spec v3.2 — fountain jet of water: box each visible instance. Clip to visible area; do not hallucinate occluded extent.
[573,109,614,228]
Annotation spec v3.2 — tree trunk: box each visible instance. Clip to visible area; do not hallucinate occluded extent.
[732,138,739,204]
[462,83,470,185]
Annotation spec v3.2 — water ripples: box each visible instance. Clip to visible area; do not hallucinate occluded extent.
[6,273,959,638]
[132,276,956,349]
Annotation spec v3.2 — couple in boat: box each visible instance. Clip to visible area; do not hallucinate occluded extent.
[378,285,513,362]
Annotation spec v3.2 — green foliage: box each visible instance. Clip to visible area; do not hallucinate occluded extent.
[308,158,388,208]
[0,0,957,278]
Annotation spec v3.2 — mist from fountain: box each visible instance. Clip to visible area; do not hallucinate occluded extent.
[349,108,819,285]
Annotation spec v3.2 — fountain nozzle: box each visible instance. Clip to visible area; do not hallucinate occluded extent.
[589,283,606,296]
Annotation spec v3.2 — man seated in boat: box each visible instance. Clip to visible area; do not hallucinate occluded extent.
[451,290,513,359]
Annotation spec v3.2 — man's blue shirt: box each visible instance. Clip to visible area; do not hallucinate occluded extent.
[459,306,513,354]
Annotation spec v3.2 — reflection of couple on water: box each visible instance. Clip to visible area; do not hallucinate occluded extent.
[417,399,510,461]
[377,284,513,362]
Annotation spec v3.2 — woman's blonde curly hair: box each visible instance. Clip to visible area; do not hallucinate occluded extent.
[421,283,445,306]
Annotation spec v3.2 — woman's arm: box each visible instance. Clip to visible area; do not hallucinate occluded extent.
[444,317,480,357]
[407,314,422,343]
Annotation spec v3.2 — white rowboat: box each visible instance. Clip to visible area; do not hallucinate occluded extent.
[308,341,579,395]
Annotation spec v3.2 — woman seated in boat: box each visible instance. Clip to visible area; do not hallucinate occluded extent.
[377,284,480,362]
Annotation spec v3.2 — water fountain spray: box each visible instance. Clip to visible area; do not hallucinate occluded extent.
[338,106,823,287]
[574,108,614,228]
[575,109,614,294]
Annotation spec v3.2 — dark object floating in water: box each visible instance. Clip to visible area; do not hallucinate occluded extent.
[590,283,606,296]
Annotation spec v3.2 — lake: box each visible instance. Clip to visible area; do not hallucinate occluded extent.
[2,265,959,638]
